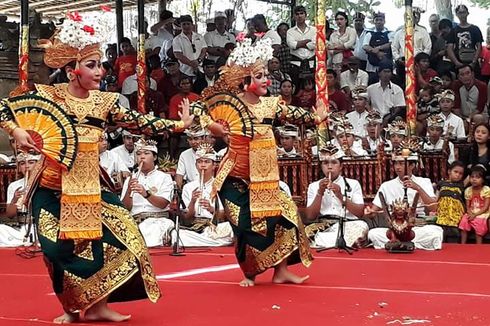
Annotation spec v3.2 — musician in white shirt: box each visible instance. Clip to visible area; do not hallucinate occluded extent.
[277,124,300,158]
[365,148,443,250]
[121,139,174,247]
[176,126,207,189]
[305,145,368,248]
[98,134,130,184]
[346,86,369,138]
[179,143,233,247]
[422,115,455,164]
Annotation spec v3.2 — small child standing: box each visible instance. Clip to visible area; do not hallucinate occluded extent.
[459,165,490,244]
[436,161,465,241]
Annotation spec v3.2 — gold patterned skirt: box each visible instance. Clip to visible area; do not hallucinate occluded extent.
[32,187,161,313]
[221,177,313,278]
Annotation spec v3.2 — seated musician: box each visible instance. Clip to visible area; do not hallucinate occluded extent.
[121,139,174,247]
[330,118,368,157]
[384,120,406,152]
[175,124,206,189]
[305,144,368,248]
[345,86,369,138]
[437,90,465,139]
[422,114,455,164]
[179,143,233,247]
[362,111,384,154]
[0,151,40,247]
[277,124,300,158]
[98,133,130,187]
[365,142,444,250]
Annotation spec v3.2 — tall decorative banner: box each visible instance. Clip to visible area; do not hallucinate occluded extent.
[404,0,416,137]
[18,0,29,93]
[137,0,147,114]
[315,0,330,148]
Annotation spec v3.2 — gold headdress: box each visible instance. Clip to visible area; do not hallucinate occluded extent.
[332,116,355,135]
[366,111,382,125]
[39,10,114,69]
[201,36,274,98]
[384,120,407,136]
[195,142,217,161]
[427,114,445,129]
[135,139,158,154]
[436,89,455,102]
[318,143,344,161]
[392,138,421,161]
[184,123,208,138]
[392,197,409,213]
[351,86,368,99]
[277,124,299,138]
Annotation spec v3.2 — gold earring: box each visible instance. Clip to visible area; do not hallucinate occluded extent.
[67,72,74,81]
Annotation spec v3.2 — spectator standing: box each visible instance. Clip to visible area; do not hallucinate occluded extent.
[352,12,369,70]
[328,11,357,73]
[276,22,292,75]
[362,12,393,83]
[151,10,175,62]
[172,15,207,77]
[204,11,236,63]
[287,6,316,81]
[114,37,137,88]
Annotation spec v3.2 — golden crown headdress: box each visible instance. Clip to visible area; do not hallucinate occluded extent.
[392,137,421,161]
[436,89,455,102]
[135,139,158,153]
[195,142,216,161]
[392,197,409,212]
[384,120,407,136]
[351,86,368,99]
[318,143,343,161]
[427,114,445,128]
[366,111,382,125]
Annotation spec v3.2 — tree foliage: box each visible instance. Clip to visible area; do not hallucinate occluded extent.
[469,0,490,9]
[298,0,382,25]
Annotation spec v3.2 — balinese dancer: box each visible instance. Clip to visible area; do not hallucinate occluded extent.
[0,11,193,324]
[185,37,328,287]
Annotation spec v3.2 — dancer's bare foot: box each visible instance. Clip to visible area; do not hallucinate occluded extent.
[84,306,131,322]
[272,268,309,284]
[239,277,255,287]
[53,312,79,324]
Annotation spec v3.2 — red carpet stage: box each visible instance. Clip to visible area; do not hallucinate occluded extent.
[0,244,489,325]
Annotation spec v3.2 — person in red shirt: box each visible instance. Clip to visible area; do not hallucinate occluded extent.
[114,37,137,88]
[326,69,349,113]
[480,35,490,83]
[415,52,438,91]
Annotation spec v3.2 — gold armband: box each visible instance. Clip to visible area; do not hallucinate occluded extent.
[313,113,323,125]
[199,115,213,129]
[173,120,185,133]
[0,120,19,135]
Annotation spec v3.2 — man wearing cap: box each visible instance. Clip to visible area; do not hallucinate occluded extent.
[352,12,369,70]
[206,18,216,32]
[305,144,368,248]
[340,57,368,98]
[367,61,405,124]
[193,58,219,94]
[204,11,236,63]
[277,124,300,158]
[110,130,141,171]
[438,89,466,139]
[362,12,394,82]
[286,6,316,81]
[151,10,175,62]
[391,7,431,64]
[172,15,207,77]
[423,114,455,164]
[346,86,369,138]
[366,147,443,250]
[121,139,174,247]
[180,142,233,247]
[175,125,207,189]
[0,151,40,247]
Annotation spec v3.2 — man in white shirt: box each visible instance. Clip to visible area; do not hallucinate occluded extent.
[277,124,300,158]
[346,86,369,138]
[98,134,130,186]
[172,15,207,77]
[150,10,175,62]
[367,61,405,124]
[366,148,443,250]
[110,130,141,171]
[286,5,316,77]
[204,11,236,63]
[438,89,466,139]
[423,114,455,164]
[180,143,233,247]
[253,14,281,51]
[352,12,369,70]
[362,111,384,154]
[305,144,368,248]
[340,56,369,96]
[331,118,368,157]
[121,139,174,247]
[121,73,157,96]
[175,126,207,189]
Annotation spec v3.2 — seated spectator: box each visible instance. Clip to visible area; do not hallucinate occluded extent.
[416,85,439,135]
[440,70,454,90]
[0,151,40,247]
[415,52,438,91]
[114,37,137,88]
[278,79,294,105]
[121,139,174,247]
[179,143,233,247]
[305,144,368,248]
[326,69,349,113]
[267,57,292,96]
[121,73,157,97]
[99,134,130,187]
[175,125,206,189]
[128,76,165,116]
[437,90,466,139]
[110,130,141,171]
[158,59,189,111]
[103,75,131,109]
[367,61,405,125]
[292,75,316,108]
[383,120,406,152]
[459,164,490,244]
[366,147,443,250]
[362,111,384,154]
[452,65,487,121]
[340,56,369,97]
[193,59,219,94]
[346,86,369,138]
[429,76,444,94]
[436,161,465,242]
[422,114,455,164]
[168,76,200,120]
[277,124,300,158]
[460,123,490,186]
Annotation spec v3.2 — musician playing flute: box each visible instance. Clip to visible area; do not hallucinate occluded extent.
[365,144,443,250]
[0,151,40,247]
[304,144,368,248]
[180,142,233,247]
[121,139,174,247]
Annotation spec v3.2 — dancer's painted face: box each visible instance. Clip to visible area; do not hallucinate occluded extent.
[71,54,103,91]
[250,67,269,96]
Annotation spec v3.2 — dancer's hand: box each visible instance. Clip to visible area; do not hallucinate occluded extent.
[178,98,195,129]
[313,101,329,123]
[12,128,39,152]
